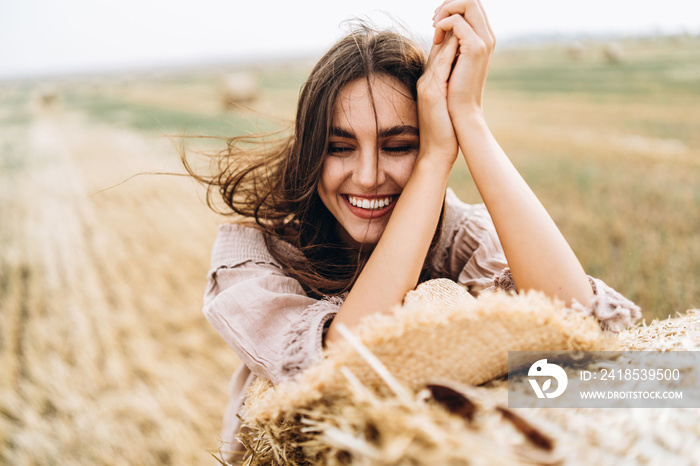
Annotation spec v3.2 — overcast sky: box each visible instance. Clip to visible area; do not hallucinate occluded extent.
[1,0,699,80]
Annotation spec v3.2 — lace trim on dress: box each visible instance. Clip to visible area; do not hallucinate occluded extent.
[489,268,641,333]
[490,268,517,293]
[278,295,344,380]
[571,277,642,333]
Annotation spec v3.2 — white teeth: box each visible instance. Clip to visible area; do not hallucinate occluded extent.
[348,196,394,210]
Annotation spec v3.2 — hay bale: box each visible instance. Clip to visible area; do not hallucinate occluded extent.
[618,309,700,351]
[246,289,614,422]
[566,42,586,61]
[234,287,620,465]
[230,285,700,465]
[220,71,260,109]
[239,374,564,466]
[33,86,60,113]
[602,43,625,64]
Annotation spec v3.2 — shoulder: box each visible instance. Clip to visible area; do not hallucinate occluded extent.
[205,223,305,304]
[209,223,288,273]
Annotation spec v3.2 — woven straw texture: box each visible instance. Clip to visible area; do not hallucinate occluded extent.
[245,281,615,422]
[223,281,700,466]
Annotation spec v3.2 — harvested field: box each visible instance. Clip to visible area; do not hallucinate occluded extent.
[0,35,698,464]
[0,108,236,463]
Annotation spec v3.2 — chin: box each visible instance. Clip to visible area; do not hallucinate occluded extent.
[348,226,385,246]
[353,237,379,246]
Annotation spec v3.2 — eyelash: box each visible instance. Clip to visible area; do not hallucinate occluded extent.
[327,145,417,155]
[383,146,416,155]
[328,145,353,155]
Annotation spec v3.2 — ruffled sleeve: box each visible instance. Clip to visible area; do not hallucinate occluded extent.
[203,224,341,385]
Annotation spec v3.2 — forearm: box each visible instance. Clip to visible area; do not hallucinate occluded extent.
[453,112,593,307]
[325,158,452,343]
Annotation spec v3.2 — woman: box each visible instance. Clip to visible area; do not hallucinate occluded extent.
[190,0,640,458]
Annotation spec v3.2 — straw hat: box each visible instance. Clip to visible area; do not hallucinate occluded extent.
[245,279,616,422]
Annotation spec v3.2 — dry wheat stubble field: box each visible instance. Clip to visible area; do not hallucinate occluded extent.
[0,36,699,464]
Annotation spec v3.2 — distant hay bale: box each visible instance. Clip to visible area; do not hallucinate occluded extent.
[566,42,586,61]
[40,91,58,107]
[220,71,260,109]
[602,42,625,64]
[32,87,60,113]
[227,284,700,465]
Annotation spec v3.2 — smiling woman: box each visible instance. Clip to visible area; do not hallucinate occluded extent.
[181,1,641,462]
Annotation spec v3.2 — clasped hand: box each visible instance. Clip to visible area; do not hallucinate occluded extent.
[416,0,495,167]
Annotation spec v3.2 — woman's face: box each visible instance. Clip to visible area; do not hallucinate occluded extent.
[317,75,419,246]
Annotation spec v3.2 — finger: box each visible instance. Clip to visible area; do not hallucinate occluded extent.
[433,23,447,45]
[474,0,495,43]
[430,32,460,82]
[431,0,453,44]
[426,30,456,81]
[433,0,491,45]
[434,0,488,37]
[426,30,449,67]
[433,9,465,45]
[434,14,483,55]
[432,0,450,21]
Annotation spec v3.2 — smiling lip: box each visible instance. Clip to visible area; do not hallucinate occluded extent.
[343,194,398,220]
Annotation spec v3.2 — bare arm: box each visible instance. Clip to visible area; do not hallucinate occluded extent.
[435,0,593,307]
[453,116,593,306]
[328,0,593,344]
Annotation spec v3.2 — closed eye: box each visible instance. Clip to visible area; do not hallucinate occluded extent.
[383,145,418,155]
[328,144,354,155]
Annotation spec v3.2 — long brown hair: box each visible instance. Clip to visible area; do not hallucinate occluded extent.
[184,23,431,298]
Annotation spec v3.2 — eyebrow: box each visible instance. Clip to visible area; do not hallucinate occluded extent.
[330,124,419,139]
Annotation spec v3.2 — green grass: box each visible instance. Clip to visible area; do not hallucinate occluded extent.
[259,67,309,91]
[0,88,33,126]
[489,37,700,99]
[61,91,270,137]
[58,66,307,137]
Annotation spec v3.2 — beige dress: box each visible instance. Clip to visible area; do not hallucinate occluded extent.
[202,189,641,458]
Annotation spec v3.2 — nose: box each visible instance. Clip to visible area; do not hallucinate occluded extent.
[353,145,385,190]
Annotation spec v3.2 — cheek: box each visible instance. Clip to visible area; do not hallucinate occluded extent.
[318,157,347,201]
[390,156,417,188]
[319,158,348,192]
